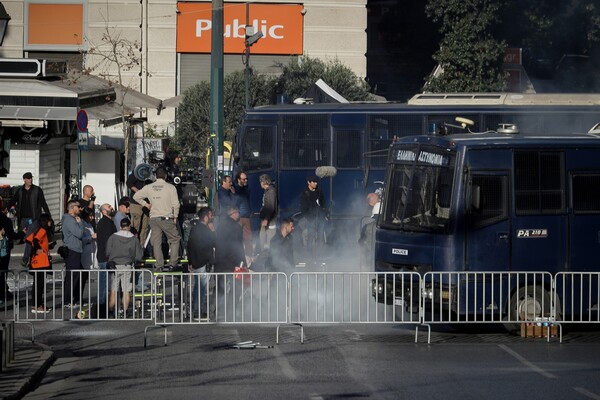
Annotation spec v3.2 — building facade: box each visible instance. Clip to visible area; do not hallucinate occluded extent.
[1,0,367,130]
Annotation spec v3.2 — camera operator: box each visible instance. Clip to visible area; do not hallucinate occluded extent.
[167,154,185,232]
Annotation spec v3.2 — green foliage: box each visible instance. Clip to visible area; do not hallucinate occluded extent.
[174,70,276,157]
[174,57,373,157]
[424,0,506,92]
[174,81,211,158]
[276,56,372,101]
[223,70,277,141]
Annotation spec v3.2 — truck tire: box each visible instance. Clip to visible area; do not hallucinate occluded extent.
[504,285,552,334]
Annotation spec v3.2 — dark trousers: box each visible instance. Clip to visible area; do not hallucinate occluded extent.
[0,254,9,300]
[31,267,51,308]
[63,250,83,305]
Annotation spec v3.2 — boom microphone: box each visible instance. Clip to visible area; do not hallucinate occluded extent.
[315,166,337,178]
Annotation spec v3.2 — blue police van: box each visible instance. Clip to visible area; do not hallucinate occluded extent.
[374,126,600,323]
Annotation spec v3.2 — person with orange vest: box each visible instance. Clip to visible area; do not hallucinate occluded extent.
[26,213,54,313]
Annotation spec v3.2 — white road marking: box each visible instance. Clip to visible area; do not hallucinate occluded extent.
[272,345,297,380]
[574,387,600,400]
[498,344,557,379]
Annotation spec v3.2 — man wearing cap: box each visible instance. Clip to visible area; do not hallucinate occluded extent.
[133,166,181,270]
[106,218,143,316]
[299,175,326,260]
[6,172,51,234]
[6,172,51,264]
[114,197,131,231]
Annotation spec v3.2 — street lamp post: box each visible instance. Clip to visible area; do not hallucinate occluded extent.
[243,2,262,110]
[0,2,11,46]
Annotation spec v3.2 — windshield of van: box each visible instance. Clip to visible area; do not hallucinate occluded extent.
[381,145,455,232]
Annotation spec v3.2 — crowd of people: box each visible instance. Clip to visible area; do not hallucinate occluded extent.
[0,165,381,318]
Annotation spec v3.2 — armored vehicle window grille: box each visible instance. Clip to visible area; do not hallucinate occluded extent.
[241,126,273,172]
[514,151,565,215]
[281,115,329,168]
[368,115,420,168]
[335,129,362,169]
[572,174,600,213]
[471,175,508,229]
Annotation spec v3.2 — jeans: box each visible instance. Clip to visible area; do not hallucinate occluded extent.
[20,218,34,264]
[63,250,82,305]
[192,266,207,316]
[98,261,108,305]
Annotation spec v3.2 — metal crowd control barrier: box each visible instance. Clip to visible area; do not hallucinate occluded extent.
[554,272,600,327]
[421,271,558,343]
[14,269,155,323]
[8,268,600,346]
[288,272,422,342]
[1,270,16,322]
[147,271,288,346]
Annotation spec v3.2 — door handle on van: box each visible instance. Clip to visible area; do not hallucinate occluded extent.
[498,232,508,241]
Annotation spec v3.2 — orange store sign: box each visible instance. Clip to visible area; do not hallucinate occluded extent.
[177,2,303,54]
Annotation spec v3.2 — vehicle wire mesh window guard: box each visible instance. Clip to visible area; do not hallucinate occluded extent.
[281,115,329,168]
[572,174,600,213]
[470,175,508,229]
[514,151,565,215]
[368,115,421,168]
[241,126,273,171]
[336,129,362,168]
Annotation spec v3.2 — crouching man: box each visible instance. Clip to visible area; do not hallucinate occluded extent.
[106,218,143,316]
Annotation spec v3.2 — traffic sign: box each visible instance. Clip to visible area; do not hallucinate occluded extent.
[77,110,88,131]
[78,130,89,148]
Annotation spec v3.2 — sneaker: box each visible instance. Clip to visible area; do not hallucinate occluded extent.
[32,305,51,314]
[81,302,89,307]
[64,303,80,309]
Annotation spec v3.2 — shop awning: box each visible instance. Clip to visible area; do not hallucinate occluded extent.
[0,74,164,126]
[163,94,183,108]
[84,102,136,127]
[0,79,78,120]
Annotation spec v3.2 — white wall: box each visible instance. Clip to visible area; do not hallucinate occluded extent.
[69,149,120,208]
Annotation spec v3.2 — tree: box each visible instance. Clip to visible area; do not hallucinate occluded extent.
[173,57,373,157]
[276,56,372,101]
[424,0,506,92]
[173,70,276,158]
[173,81,211,158]
[84,25,146,182]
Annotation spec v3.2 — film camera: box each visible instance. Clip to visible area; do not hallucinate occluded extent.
[133,150,213,216]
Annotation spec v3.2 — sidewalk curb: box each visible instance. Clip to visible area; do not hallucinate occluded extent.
[2,340,55,400]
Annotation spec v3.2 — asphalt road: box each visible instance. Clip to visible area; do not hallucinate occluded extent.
[18,321,600,400]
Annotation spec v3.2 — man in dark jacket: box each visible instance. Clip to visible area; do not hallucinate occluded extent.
[187,206,215,318]
[0,203,25,305]
[214,206,246,316]
[96,203,117,305]
[234,171,253,259]
[269,218,295,274]
[106,218,143,315]
[215,206,245,273]
[299,175,326,259]
[258,174,277,251]
[6,172,51,264]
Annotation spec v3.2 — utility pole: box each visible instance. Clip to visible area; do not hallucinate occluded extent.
[244,1,263,110]
[244,2,250,110]
[209,0,224,206]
